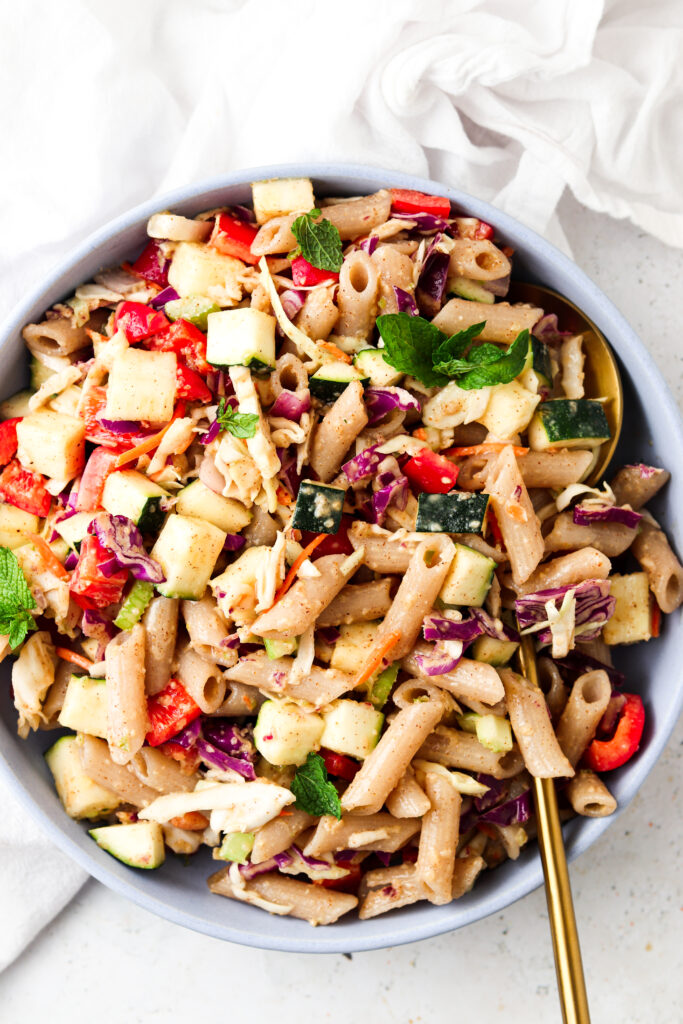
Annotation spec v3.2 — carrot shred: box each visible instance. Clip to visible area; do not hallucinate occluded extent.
[268,534,327,608]
[351,630,401,690]
[412,428,428,441]
[55,647,95,671]
[651,601,661,638]
[444,444,529,457]
[504,502,528,524]
[27,534,70,581]
[275,485,293,507]
[114,407,183,468]
[318,341,352,364]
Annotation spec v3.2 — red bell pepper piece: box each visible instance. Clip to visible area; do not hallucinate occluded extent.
[0,459,51,517]
[69,534,128,610]
[584,693,645,772]
[317,863,363,893]
[403,448,459,494]
[175,361,212,403]
[146,679,201,747]
[80,386,145,449]
[650,601,661,638]
[129,240,170,288]
[209,213,260,265]
[291,255,339,287]
[75,447,120,511]
[114,301,169,343]
[0,417,21,466]
[456,218,495,241]
[390,188,451,218]
[158,739,202,774]
[401,845,419,864]
[301,515,354,557]
[320,748,360,782]
[473,220,495,240]
[486,505,505,548]
[145,319,211,375]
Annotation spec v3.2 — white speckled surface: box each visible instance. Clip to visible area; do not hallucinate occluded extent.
[0,197,681,1023]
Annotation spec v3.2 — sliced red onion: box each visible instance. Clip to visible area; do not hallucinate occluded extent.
[81,608,116,644]
[393,287,418,316]
[276,447,300,496]
[423,614,483,643]
[359,235,379,255]
[364,387,420,426]
[317,626,341,645]
[573,505,642,529]
[223,534,246,551]
[200,419,221,445]
[342,443,382,483]
[269,389,311,421]
[222,634,241,650]
[482,274,510,298]
[172,717,202,750]
[279,289,306,320]
[532,313,571,345]
[231,204,256,224]
[597,692,627,738]
[88,513,166,584]
[393,211,451,233]
[64,550,79,571]
[150,286,180,309]
[196,737,256,779]
[414,641,462,676]
[416,250,450,316]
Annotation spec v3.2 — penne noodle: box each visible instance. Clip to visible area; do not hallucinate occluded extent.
[486,446,544,585]
[143,596,179,696]
[78,735,157,807]
[335,250,379,341]
[404,648,505,706]
[316,579,393,626]
[304,813,421,858]
[309,380,369,482]
[416,770,461,905]
[517,450,594,489]
[130,747,199,794]
[208,867,358,925]
[182,596,236,667]
[610,465,670,510]
[251,554,357,639]
[385,766,432,819]
[434,299,542,343]
[500,669,574,778]
[544,511,638,557]
[359,863,428,919]
[295,286,340,340]
[418,725,524,779]
[566,769,617,818]
[448,239,511,283]
[510,547,611,597]
[556,670,611,766]
[176,646,227,714]
[251,809,315,864]
[225,651,355,707]
[631,521,683,613]
[105,624,148,765]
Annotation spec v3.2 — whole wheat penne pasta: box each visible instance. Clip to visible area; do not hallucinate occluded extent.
[182,596,236,667]
[537,656,569,721]
[385,766,432,818]
[486,446,543,585]
[418,725,524,778]
[130,747,199,794]
[309,380,369,482]
[105,624,148,765]
[320,189,391,239]
[566,769,617,818]
[40,660,72,729]
[78,735,157,807]
[209,680,264,716]
[631,521,683,612]
[510,547,612,596]
[317,579,393,626]
[610,464,670,509]
[251,554,355,639]
[270,352,309,394]
[225,651,355,707]
[403,647,505,706]
[452,854,487,898]
[176,646,226,713]
[434,299,542,343]
[335,250,379,340]
[304,813,421,858]
[342,700,444,815]
[556,670,611,766]
[359,863,428,919]
[449,239,511,282]
[295,286,340,340]
[23,317,89,357]
[251,214,297,256]
[251,809,315,864]
[372,244,415,314]
[11,631,57,737]
[560,334,585,399]
[500,669,574,778]
[208,867,358,925]
[348,521,428,572]
[392,678,455,712]
[517,450,594,488]
[416,771,461,905]
[544,511,637,557]
[374,535,455,661]
[143,596,179,696]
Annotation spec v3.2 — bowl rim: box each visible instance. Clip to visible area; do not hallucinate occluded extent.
[1,161,681,954]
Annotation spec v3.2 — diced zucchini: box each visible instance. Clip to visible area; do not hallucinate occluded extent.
[89,822,166,869]
[439,542,496,607]
[475,715,513,753]
[253,700,324,766]
[479,381,540,438]
[472,634,518,667]
[320,699,384,759]
[365,663,399,709]
[45,735,120,819]
[168,242,243,301]
[176,478,251,534]
[264,637,298,660]
[530,336,553,386]
[0,389,33,420]
[16,410,85,481]
[448,276,495,304]
[101,470,169,534]
[164,296,220,331]
[206,308,276,371]
[416,491,490,535]
[309,362,369,403]
[0,503,39,549]
[329,622,381,674]
[55,511,95,550]
[106,348,177,424]
[30,356,54,389]
[528,399,610,451]
[603,573,652,646]
[151,513,226,599]
[58,675,108,739]
[291,480,346,534]
[251,177,315,225]
[215,832,255,863]
[353,348,403,387]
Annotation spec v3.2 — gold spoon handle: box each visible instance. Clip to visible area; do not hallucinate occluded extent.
[519,637,591,1024]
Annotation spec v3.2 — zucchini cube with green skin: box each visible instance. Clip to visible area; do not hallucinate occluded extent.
[216,832,255,864]
[530,336,553,386]
[475,714,513,753]
[291,481,346,534]
[176,478,251,534]
[264,637,298,660]
[416,491,490,535]
[151,513,226,600]
[102,471,170,534]
[479,381,540,439]
[528,399,610,451]
[439,543,496,607]
[320,699,384,759]
[106,348,177,425]
[58,675,108,739]
[0,503,39,549]
[168,242,243,302]
[17,409,86,481]
[54,510,95,550]
[602,572,652,646]
[45,735,120,819]
[164,296,220,331]
[252,177,315,224]
[254,700,324,766]
[448,276,495,304]
[472,634,518,667]
[353,349,403,387]
[89,822,166,869]
[206,308,276,371]
[329,622,381,674]
[309,362,369,403]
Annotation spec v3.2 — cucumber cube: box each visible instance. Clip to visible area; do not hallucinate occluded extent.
[475,715,513,753]
[45,736,120,820]
[329,622,381,674]
[54,511,95,550]
[89,822,166,869]
[58,675,108,739]
[106,348,177,425]
[479,381,540,439]
[216,832,255,864]
[0,503,39,549]
[102,470,169,534]
[353,349,403,387]
[17,409,86,481]
[264,637,298,660]
[151,513,226,599]
[168,242,243,301]
[164,296,220,331]
[206,308,276,371]
[439,543,496,607]
[309,362,368,403]
[252,177,315,224]
[254,700,324,766]
[471,634,518,667]
[602,573,652,646]
[0,389,33,420]
[416,491,490,535]
[175,479,251,534]
[320,699,384,759]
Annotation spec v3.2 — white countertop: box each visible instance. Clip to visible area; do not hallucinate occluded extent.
[1,197,681,1024]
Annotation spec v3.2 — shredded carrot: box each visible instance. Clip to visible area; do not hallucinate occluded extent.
[275,485,293,507]
[504,502,528,524]
[650,601,661,639]
[352,630,401,690]
[279,809,294,817]
[268,534,327,609]
[169,812,209,831]
[27,534,70,581]
[55,647,95,672]
[318,340,352,364]
[444,444,529,457]
[412,428,428,441]
[114,408,182,468]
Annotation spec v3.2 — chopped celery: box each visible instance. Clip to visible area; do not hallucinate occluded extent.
[367,663,399,709]
[216,832,255,864]
[114,580,154,630]
[164,296,220,331]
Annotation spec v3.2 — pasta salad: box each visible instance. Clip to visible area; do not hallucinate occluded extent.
[2,178,681,926]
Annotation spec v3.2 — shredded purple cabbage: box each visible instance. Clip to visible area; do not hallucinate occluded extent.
[371,469,408,526]
[364,387,420,426]
[515,579,616,646]
[359,235,379,255]
[276,447,300,496]
[151,286,180,309]
[393,211,451,233]
[195,737,256,779]
[64,550,79,571]
[223,534,245,552]
[88,514,166,583]
[483,275,510,298]
[97,417,150,434]
[373,850,392,867]
[416,250,450,313]
[200,419,221,445]
[342,443,382,483]
[414,641,461,676]
[269,389,311,422]
[172,718,203,750]
[393,287,419,316]
[81,609,116,657]
[573,505,642,529]
[201,720,255,762]
[471,608,519,642]
[624,463,660,479]
[317,626,341,645]
[553,650,625,687]
[231,204,257,224]
[479,790,532,827]
[473,775,507,813]
[423,614,483,644]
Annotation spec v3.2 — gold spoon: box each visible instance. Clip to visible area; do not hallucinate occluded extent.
[509,282,624,1024]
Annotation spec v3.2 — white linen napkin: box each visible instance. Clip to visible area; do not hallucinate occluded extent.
[1,0,681,971]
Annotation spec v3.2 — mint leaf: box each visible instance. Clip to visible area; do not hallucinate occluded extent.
[376,313,450,388]
[0,547,37,649]
[216,399,259,439]
[290,752,342,819]
[433,322,486,365]
[291,209,343,272]
[456,330,531,390]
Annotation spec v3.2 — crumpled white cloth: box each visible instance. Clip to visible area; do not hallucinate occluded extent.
[1,0,681,971]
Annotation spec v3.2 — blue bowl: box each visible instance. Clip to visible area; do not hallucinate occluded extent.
[1,164,681,953]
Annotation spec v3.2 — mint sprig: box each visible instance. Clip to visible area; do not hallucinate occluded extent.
[290,752,342,819]
[290,209,344,272]
[0,546,37,649]
[216,399,259,439]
